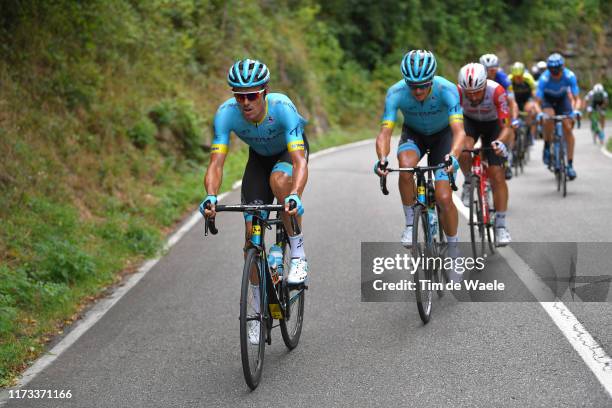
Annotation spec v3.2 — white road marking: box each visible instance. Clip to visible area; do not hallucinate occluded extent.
[452,193,612,398]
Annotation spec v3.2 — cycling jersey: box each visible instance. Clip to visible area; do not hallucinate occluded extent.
[509,72,536,109]
[585,89,608,107]
[381,76,463,135]
[458,80,510,125]
[212,93,307,157]
[494,70,511,91]
[536,68,579,100]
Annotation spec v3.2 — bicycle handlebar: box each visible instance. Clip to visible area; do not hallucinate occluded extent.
[540,113,581,128]
[204,203,301,236]
[379,161,457,196]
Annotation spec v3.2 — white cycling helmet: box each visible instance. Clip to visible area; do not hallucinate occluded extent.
[593,83,604,93]
[479,53,499,68]
[536,60,547,71]
[458,63,487,92]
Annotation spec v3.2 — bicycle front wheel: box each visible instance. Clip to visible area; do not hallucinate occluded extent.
[468,175,485,259]
[240,248,266,390]
[412,205,433,324]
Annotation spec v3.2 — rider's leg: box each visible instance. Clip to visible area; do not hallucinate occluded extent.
[270,167,299,235]
[434,181,458,237]
[542,107,555,163]
[398,148,420,226]
[563,118,575,161]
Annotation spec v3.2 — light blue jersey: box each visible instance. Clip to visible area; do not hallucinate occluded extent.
[212,93,307,156]
[381,76,463,135]
[536,68,579,100]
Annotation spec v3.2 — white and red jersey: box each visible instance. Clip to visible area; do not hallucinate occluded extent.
[458,79,510,124]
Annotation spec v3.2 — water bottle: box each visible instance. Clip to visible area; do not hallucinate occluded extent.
[485,182,494,213]
[428,207,438,237]
[268,244,284,275]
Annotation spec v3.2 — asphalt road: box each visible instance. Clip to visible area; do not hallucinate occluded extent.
[4,123,612,407]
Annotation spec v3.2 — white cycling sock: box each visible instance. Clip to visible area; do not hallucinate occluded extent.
[289,234,306,259]
[251,285,260,314]
[495,212,506,228]
[403,205,414,227]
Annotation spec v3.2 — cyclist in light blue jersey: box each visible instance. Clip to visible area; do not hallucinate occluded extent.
[374,50,467,250]
[536,53,582,179]
[200,59,310,289]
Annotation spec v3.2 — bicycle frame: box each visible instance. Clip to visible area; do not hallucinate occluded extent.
[204,204,304,321]
[470,152,493,225]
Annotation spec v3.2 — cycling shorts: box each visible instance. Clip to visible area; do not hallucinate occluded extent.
[464,117,505,166]
[542,94,572,116]
[398,124,453,182]
[241,135,309,211]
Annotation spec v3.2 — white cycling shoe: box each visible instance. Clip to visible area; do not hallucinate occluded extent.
[401,225,413,248]
[287,258,308,285]
[247,320,260,345]
[495,227,512,246]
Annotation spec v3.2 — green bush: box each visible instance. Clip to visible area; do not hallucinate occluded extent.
[124,221,161,257]
[149,99,204,160]
[31,240,95,284]
[128,117,157,149]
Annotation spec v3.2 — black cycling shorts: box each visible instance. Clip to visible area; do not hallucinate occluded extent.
[464,117,505,166]
[397,124,453,182]
[241,135,309,206]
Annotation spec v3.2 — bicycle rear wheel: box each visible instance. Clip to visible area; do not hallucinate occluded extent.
[412,205,433,324]
[468,175,485,259]
[240,248,266,390]
[279,240,305,350]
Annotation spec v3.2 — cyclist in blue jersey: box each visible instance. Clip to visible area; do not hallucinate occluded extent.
[374,50,467,252]
[536,53,582,179]
[480,53,519,180]
[200,59,310,289]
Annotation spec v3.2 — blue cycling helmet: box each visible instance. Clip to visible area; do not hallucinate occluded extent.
[227,59,270,88]
[546,53,564,68]
[401,50,437,83]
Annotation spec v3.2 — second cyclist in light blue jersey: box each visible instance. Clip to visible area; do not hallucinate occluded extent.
[374,49,467,250]
[381,75,463,136]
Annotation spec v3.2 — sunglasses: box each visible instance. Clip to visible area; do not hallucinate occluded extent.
[549,67,562,74]
[407,81,433,90]
[233,89,265,102]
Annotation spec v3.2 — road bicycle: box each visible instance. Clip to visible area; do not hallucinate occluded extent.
[379,157,457,324]
[204,202,306,390]
[543,114,580,198]
[512,112,531,176]
[463,147,497,259]
[590,107,605,145]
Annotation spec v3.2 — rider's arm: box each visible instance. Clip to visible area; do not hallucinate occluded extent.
[288,148,307,196]
[376,86,400,162]
[205,152,226,196]
[494,85,513,145]
[205,110,232,195]
[376,126,393,161]
[443,86,465,159]
[569,72,581,110]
